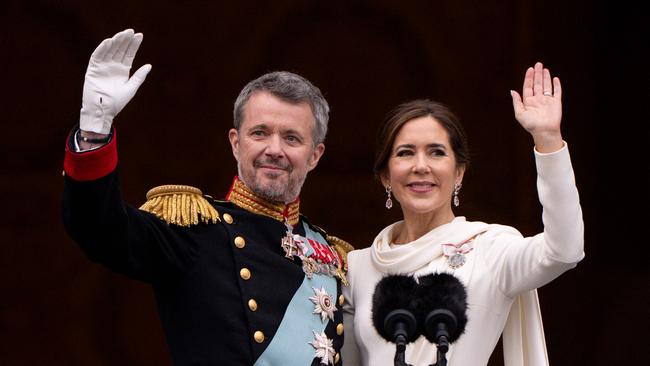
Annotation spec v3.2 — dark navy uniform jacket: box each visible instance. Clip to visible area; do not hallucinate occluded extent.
[62,129,350,366]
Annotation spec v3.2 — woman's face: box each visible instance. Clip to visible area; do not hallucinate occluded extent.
[382,116,464,218]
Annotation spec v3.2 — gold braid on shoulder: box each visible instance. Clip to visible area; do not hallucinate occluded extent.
[327,235,354,271]
[139,185,220,227]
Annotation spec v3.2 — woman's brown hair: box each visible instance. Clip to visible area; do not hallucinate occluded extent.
[374,99,470,178]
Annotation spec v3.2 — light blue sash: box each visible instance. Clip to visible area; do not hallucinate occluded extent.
[254,223,338,366]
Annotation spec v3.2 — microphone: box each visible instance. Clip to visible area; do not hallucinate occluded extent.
[371,275,419,366]
[371,273,468,366]
[413,273,468,365]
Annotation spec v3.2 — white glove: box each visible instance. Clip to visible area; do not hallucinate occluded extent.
[80,29,152,134]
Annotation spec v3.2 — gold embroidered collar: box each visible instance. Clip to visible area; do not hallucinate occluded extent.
[226,176,300,226]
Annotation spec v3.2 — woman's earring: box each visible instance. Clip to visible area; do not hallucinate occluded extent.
[385,185,393,209]
[453,182,462,207]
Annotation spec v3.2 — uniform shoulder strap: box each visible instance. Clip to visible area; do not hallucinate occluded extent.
[326,235,354,271]
[139,184,220,227]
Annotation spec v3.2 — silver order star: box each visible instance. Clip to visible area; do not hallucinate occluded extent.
[309,286,337,322]
[310,330,335,365]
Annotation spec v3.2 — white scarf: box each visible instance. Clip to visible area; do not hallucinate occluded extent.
[370,217,549,366]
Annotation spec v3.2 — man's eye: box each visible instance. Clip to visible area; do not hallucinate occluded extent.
[286,135,300,143]
[252,130,266,136]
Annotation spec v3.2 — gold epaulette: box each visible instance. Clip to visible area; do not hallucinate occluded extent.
[139,185,220,227]
[327,235,355,271]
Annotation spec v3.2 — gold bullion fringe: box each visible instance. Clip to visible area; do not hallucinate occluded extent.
[139,185,220,227]
[327,235,354,271]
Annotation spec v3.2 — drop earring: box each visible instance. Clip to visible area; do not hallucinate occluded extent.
[385,185,393,209]
[453,182,462,207]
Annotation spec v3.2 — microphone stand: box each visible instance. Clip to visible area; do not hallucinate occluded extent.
[393,334,413,366]
[424,349,448,366]
[423,336,449,366]
[436,333,450,366]
[425,309,454,366]
[385,310,417,366]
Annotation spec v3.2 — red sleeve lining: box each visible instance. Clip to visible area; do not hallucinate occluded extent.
[63,129,118,181]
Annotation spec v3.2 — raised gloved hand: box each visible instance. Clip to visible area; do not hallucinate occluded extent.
[80,29,152,134]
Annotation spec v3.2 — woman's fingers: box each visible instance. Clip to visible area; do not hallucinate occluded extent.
[533,62,544,96]
[553,77,562,99]
[522,67,534,99]
[543,68,553,96]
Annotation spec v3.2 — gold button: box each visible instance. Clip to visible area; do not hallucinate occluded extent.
[254,330,265,343]
[335,352,340,364]
[240,268,251,280]
[336,323,344,335]
[61,170,66,177]
[234,236,246,248]
[248,299,258,311]
[223,213,233,224]
[338,294,345,306]
[235,236,246,249]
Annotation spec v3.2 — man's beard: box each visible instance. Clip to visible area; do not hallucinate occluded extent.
[237,158,307,203]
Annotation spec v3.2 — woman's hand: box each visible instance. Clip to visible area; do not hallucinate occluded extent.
[510,62,563,153]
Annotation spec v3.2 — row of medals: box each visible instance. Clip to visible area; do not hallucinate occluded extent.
[280,219,347,286]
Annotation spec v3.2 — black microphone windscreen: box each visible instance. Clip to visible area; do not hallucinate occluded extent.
[371,274,419,343]
[413,272,468,343]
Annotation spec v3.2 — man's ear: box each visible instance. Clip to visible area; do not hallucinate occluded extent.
[228,128,240,160]
[307,143,325,171]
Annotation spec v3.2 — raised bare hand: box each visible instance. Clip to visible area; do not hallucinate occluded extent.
[510,62,563,152]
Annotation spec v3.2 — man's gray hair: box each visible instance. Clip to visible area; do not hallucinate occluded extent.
[233,71,329,145]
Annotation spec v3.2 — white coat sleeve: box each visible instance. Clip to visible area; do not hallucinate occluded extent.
[482,143,585,297]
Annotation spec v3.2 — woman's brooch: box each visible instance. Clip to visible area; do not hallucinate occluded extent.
[442,237,475,269]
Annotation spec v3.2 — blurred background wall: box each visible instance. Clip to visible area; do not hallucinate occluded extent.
[1,1,647,365]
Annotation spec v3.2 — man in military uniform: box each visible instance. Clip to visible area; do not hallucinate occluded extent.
[63,29,352,366]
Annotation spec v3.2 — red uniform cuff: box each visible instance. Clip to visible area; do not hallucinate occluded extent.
[63,129,118,181]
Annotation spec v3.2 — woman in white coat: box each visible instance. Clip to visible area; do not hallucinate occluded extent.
[341,62,584,366]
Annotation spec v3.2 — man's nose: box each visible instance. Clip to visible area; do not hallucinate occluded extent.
[264,134,285,158]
